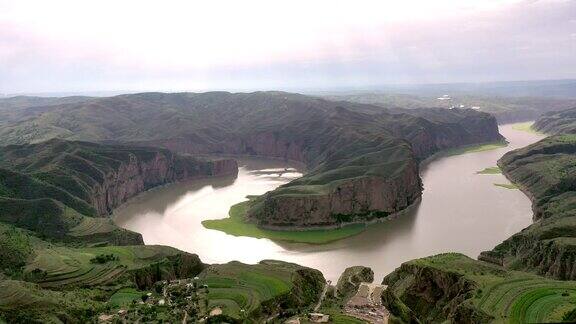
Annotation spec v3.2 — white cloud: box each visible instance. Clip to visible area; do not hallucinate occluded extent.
[0,0,574,92]
[0,0,526,68]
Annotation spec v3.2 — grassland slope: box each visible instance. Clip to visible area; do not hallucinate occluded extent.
[383,253,576,323]
[480,134,576,280]
[198,260,325,321]
[534,107,576,134]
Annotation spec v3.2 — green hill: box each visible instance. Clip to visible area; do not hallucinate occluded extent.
[479,134,576,280]
[0,92,505,231]
[534,107,576,134]
[0,139,236,215]
[197,260,324,320]
[0,91,501,229]
[383,253,576,323]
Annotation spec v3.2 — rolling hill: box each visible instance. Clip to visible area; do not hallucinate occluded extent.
[325,93,576,124]
[533,107,576,134]
[383,253,576,323]
[0,91,503,228]
[479,134,576,281]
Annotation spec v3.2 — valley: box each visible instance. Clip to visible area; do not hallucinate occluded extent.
[2,1,576,321]
[113,124,543,283]
[0,90,574,323]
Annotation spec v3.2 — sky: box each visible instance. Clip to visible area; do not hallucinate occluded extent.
[0,0,575,94]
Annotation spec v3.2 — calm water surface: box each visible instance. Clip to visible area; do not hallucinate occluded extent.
[114,124,544,282]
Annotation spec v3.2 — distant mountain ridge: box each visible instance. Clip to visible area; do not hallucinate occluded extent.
[533,107,576,134]
[325,93,576,124]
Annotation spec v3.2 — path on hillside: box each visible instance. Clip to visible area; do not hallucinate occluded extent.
[313,281,330,312]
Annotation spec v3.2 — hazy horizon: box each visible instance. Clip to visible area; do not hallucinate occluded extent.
[1,0,575,94]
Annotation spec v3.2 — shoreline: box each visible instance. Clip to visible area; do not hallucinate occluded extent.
[111,170,238,218]
[257,197,422,232]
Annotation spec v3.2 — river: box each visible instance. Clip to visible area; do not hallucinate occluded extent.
[113,124,544,282]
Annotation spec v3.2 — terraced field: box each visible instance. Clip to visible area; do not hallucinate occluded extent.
[108,288,143,307]
[384,253,576,323]
[0,279,102,322]
[476,275,576,323]
[199,261,293,317]
[198,260,324,319]
[68,217,118,237]
[25,245,197,288]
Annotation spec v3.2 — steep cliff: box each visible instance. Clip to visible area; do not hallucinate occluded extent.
[89,149,237,215]
[383,254,493,323]
[247,157,421,227]
[0,139,237,245]
[0,139,238,216]
[383,108,504,159]
[481,134,576,280]
[382,253,576,323]
[0,91,502,228]
[131,252,205,289]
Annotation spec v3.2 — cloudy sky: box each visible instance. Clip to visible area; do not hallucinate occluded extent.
[0,0,575,94]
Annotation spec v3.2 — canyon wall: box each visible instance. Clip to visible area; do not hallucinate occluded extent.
[91,151,238,215]
[533,107,576,134]
[0,91,504,229]
[143,109,502,228]
[392,108,505,159]
[383,261,492,323]
[247,160,421,227]
[137,131,307,165]
[0,139,238,218]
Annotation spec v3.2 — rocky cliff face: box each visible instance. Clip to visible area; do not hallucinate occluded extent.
[136,131,307,164]
[382,260,493,323]
[0,139,238,221]
[485,234,576,280]
[131,252,205,289]
[247,161,421,227]
[336,266,374,299]
[0,91,503,229]
[392,108,505,159]
[89,152,237,216]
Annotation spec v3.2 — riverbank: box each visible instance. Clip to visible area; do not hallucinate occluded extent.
[202,199,366,244]
[202,139,509,244]
[114,124,545,281]
[202,196,423,244]
[511,121,545,134]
